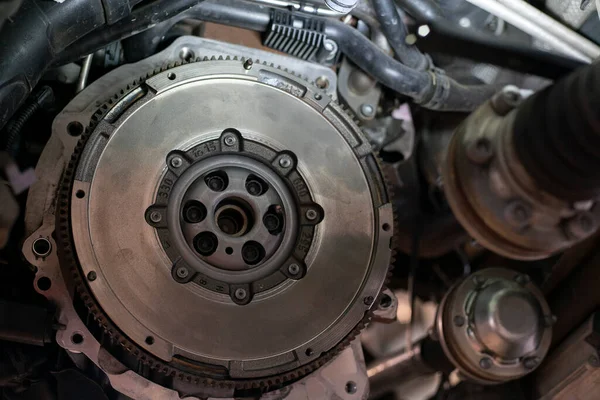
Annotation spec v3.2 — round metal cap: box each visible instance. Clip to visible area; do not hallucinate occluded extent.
[473,281,544,359]
[436,268,552,384]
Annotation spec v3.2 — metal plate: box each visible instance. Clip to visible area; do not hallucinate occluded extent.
[67,61,392,379]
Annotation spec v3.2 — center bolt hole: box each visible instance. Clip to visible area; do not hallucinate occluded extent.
[215,199,253,237]
[193,232,218,256]
[183,200,207,223]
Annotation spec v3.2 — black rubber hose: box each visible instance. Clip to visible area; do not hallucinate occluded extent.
[513,62,600,202]
[372,0,429,70]
[324,19,499,111]
[0,0,106,130]
[54,0,209,66]
[396,0,444,22]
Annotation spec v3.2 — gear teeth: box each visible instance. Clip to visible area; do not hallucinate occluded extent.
[53,57,395,392]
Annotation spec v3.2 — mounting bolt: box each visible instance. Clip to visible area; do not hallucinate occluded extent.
[288,264,300,275]
[544,315,557,327]
[279,156,292,168]
[224,135,237,147]
[149,211,162,223]
[504,200,532,228]
[589,354,600,368]
[492,85,523,116]
[466,137,493,165]
[523,356,540,370]
[176,267,189,279]
[234,288,247,300]
[364,296,374,305]
[566,212,597,239]
[305,209,318,221]
[170,156,183,168]
[360,103,375,118]
[243,59,253,70]
[472,275,486,288]
[515,274,531,286]
[479,357,493,370]
[87,271,97,282]
[453,315,465,327]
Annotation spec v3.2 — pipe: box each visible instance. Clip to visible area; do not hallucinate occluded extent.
[372,0,430,70]
[246,0,342,16]
[396,0,444,22]
[0,0,106,130]
[75,54,94,93]
[368,345,432,398]
[54,0,212,66]
[464,0,600,62]
[324,19,500,111]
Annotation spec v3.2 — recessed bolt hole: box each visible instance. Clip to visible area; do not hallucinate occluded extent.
[76,190,85,199]
[71,333,84,345]
[305,348,314,356]
[382,223,391,232]
[245,174,268,196]
[345,381,357,394]
[32,238,52,258]
[87,271,97,281]
[193,232,218,256]
[167,72,176,80]
[145,336,155,345]
[225,247,233,255]
[183,200,207,224]
[264,205,284,235]
[205,171,228,192]
[380,294,392,309]
[37,277,51,291]
[314,93,322,100]
[242,241,265,265]
[67,121,84,137]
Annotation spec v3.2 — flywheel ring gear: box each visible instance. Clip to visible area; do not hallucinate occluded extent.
[55,58,395,393]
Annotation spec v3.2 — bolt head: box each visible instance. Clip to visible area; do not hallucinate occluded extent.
[567,213,597,239]
[466,137,493,165]
[453,315,465,327]
[288,264,300,275]
[243,59,253,70]
[523,356,540,370]
[264,214,280,231]
[504,201,532,228]
[515,274,531,286]
[364,296,374,305]
[246,180,263,196]
[417,25,431,37]
[305,209,318,221]
[279,157,292,168]
[589,355,600,368]
[479,357,493,370]
[149,211,162,223]
[224,135,237,146]
[176,267,189,279]
[234,288,247,300]
[87,271,97,281]
[360,103,375,117]
[170,156,183,168]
